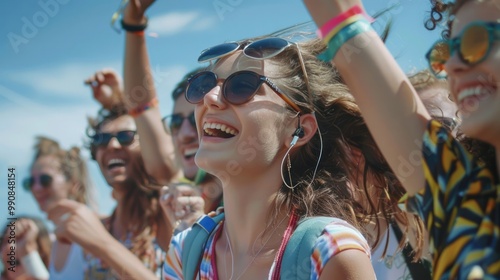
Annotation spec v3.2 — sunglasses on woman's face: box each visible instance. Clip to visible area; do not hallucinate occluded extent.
[23,174,53,191]
[186,70,302,113]
[91,130,136,147]
[426,21,500,76]
[191,37,310,112]
[162,112,196,135]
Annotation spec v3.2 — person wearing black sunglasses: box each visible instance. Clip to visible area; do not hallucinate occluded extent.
[162,69,224,215]
[121,0,223,221]
[303,0,500,279]
[25,137,97,213]
[163,68,205,181]
[161,33,380,278]
[23,136,95,280]
[46,66,182,280]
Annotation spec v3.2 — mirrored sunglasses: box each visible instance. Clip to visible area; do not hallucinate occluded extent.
[426,21,500,76]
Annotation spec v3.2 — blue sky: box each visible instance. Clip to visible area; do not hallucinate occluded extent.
[0,0,442,226]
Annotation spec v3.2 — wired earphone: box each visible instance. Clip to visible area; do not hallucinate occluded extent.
[280,112,323,190]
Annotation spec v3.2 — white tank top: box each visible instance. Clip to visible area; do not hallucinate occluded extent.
[371,225,412,280]
[48,242,85,280]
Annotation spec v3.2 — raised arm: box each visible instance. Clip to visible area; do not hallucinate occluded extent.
[303,0,431,195]
[48,200,158,280]
[121,0,180,185]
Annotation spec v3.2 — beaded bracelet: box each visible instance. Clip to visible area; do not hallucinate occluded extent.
[317,19,373,62]
[128,97,159,118]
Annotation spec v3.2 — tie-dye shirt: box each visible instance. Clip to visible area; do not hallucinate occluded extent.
[163,217,370,280]
[407,120,500,280]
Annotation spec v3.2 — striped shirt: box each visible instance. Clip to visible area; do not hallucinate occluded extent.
[163,218,370,280]
[407,120,500,279]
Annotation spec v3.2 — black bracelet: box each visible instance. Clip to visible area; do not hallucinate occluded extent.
[121,18,148,32]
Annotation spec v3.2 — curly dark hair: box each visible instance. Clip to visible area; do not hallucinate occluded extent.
[425,0,498,177]
[425,0,469,38]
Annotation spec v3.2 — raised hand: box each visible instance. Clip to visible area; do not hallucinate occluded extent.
[48,199,113,255]
[13,218,40,258]
[84,69,124,111]
[123,0,156,24]
[159,183,205,233]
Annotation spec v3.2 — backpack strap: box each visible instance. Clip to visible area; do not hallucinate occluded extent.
[280,217,335,279]
[181,213,225,280]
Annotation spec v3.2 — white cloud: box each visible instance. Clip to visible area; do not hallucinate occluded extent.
[1,63,187,167]
[191,17,218,32]
[0,61,189,218]
[6,61,121,98]
[0,99,116,218]
[149,11,216,36]
[0,94,98,165]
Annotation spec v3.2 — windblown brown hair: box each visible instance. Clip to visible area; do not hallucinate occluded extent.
[87,105,163,272]
[226,36,425,259]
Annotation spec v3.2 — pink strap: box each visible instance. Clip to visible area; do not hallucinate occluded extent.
[317,5,374,39]
[270,211,299,280]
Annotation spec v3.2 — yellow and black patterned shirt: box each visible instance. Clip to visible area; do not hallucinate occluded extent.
[407,120,499,280]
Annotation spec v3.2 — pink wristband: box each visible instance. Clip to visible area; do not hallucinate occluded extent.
[321,14,366,44]
[317,5,374,39]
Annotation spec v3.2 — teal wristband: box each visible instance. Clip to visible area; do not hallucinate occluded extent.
[318,19,373,62]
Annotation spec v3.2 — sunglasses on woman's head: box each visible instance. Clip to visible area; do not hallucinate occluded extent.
[194,37,311,111]
[162,112,196,135]
[91,130,136,147]
[186,70,302,113]
[426,21,500,76]
[23,174,53,191]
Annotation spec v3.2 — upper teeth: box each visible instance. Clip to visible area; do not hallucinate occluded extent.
[184,148,197,157]
[457,86,492,103]
[108,158,125,165]
[203,122,237,135]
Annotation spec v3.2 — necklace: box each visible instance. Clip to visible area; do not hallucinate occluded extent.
[224,215,287,280]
